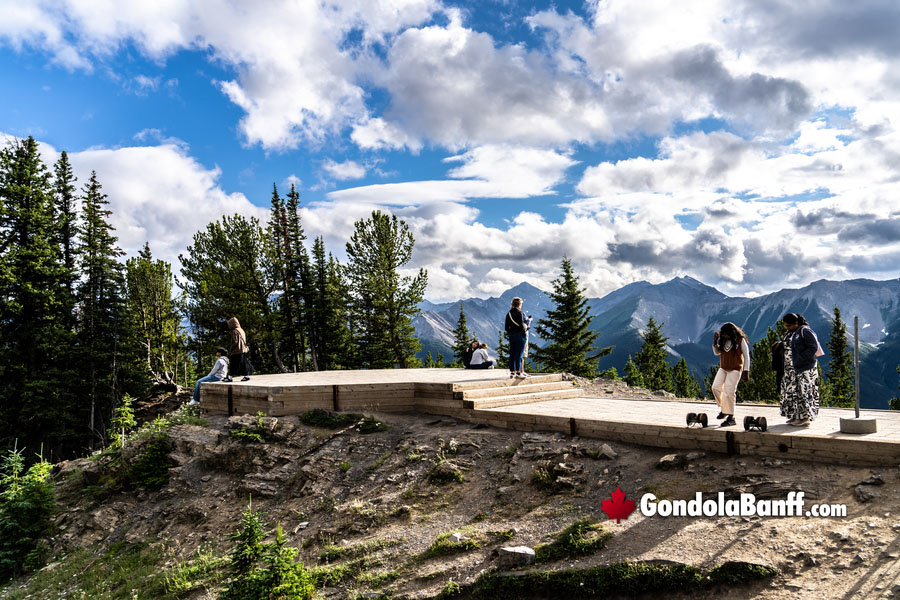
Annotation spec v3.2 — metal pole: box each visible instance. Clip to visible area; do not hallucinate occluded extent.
[854,316,860,419]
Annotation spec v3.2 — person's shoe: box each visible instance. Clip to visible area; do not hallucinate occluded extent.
[187,400,199,406]
[241,376,251,382]
[223,376,233,382]
[716,412,726,420]
[720,416,736,427]
[786,418,798,425]
[792,418,810,427]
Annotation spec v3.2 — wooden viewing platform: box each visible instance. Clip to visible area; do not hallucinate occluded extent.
[200,369,900,466]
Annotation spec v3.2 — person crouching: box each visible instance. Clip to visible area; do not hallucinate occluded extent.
[711,322,750,427]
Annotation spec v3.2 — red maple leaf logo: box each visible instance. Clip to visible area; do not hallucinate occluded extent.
[601,487,636,523]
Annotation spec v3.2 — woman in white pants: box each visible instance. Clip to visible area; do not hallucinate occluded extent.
[711,322,750,427]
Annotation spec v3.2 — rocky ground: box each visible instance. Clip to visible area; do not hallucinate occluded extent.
[4,381,899,600]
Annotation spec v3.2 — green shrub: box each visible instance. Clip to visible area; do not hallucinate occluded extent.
[535,519,612,562]
[707,561,778,585]
[0,447,56,580]
[219,505,315,600]
[128,434,173,490]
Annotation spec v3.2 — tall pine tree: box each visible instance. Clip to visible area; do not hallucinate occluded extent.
[310,238,352,370]
[0,137,73,457]
[826,306,854,407]
[451,302,471,365]
[672,357,702,398]
[77,171,128,448]
[345,211,427,368]
[532,258,612,377]
[634,316,673,392]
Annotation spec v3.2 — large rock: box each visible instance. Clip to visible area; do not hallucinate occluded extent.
[498,546,535,569]
[656,454,686,470]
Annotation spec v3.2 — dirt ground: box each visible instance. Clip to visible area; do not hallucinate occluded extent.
[40,384,900,599]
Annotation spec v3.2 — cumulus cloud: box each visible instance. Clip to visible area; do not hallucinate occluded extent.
[322,159,367,181]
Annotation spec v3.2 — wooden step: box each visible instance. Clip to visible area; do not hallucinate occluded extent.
[451,373,563,391]
[463,388,582,409]
[459,380,576,400]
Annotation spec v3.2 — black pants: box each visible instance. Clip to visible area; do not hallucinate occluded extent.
[228,353,254,376]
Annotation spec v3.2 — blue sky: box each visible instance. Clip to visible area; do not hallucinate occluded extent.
[2,0,899,301]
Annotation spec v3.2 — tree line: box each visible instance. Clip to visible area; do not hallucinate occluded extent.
[0,137,427,459]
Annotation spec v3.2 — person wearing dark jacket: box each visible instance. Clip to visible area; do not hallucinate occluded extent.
[504,297,529,378]
[779,313,821,426]
[463,340,479,368]
[227,317,253,381]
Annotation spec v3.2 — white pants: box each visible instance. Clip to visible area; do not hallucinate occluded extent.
[712,368,741,415]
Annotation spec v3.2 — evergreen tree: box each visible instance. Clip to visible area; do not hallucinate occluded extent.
[532,258,612,377]
[735,322,786,404]
[0,137,74,457]
[344,211,427,368]
[52,151,78,299]
[634,316,673,392]
[179,215,279,373]
[285,186,315,370]
[496,329,509,371]
[451,302,471,365]
[672,357,702,398]
[309,240,352,370]
[623,355,644,388]
[77,171,128,448]
[826,306,854,407]
[124,243,185,391]
[703,365,719,400]
[890,365,900,411]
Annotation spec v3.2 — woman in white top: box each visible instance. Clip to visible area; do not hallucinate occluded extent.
[190,347,229,406]
[711,322,750,427]
[468,343,495,369]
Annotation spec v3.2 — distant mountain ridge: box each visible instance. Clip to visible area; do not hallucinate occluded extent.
[413,277,900,409]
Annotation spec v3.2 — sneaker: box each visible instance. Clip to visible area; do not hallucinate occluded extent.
[241,376,251,382]
[716,412,725,420]
[720,416,736,427]
[223,376,233,383]
[187,400,199,406]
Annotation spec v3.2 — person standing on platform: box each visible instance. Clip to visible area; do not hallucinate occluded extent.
[780,313,822,426]
[505,297,529,378]
[227,317,253,382]
[711,322,750,427]
[189,348,229,406]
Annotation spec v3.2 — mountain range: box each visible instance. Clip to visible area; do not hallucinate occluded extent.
[413,277,900,409]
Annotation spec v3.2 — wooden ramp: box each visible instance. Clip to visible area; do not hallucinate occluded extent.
[199,370,900,466]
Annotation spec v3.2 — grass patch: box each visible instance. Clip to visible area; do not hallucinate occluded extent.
[418,532,481,561]
[319,539,400,563]
[339,461,353,473]
[422,560,778,599]
[534,518,612,563]
[164,544,227,596]
[1,542,170,600]
[299,410,390,434]
[368,451,393,471]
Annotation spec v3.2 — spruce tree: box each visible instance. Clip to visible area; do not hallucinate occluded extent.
[179,215,279,373]
[532,258,612,377]
[451,302,471,365]
[497,329,510,370]
[672,357,702,398]
[77,171,128,447]
[624,355,644,388]
[0,137,73,457]
[634,316,673,392]
[124,243,184,391]
[826,307,854,407]
[52,151,78,299]
[890,365,900,411]
[310,239,352,370]
[345,211,427,368]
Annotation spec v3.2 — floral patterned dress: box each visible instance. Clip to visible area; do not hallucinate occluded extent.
[779,331,820,421]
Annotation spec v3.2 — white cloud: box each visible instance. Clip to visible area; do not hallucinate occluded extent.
[322,159,367,181]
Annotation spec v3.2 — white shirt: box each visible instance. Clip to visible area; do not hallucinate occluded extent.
[208,356,229,379]
[470,348,491,365]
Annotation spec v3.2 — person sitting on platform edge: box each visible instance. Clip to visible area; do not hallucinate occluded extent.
[469,343,495,369]
[463,339,479,368]
[711,322,750,427]
[189,347,229,406]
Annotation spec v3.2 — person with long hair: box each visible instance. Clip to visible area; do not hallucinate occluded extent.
[711,322,750,427]
[504,297,529,378]
[780,313,821,426]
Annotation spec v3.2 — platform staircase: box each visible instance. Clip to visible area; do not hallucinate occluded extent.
[452,373,580,409]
